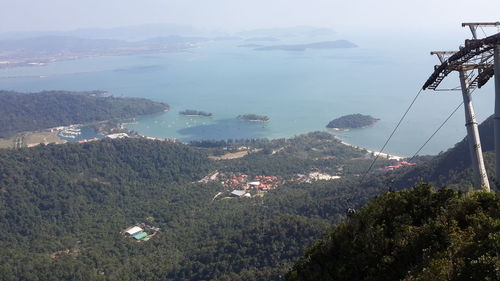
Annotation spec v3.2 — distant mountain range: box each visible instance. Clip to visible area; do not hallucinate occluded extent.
[0,35,207,68]
[0,24,336,41]
[0,24,352,67]
[0,23,201,41]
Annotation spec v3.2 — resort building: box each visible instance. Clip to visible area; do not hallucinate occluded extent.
[230,190,246,197]
[124,226,143,236]
[133,232,148,240]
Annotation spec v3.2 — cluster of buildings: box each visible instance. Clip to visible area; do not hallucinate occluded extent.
[56,125,81,139]
[382,161,417,171]
[123,224,160,242]
[207,171,345,199]
[223,174,248,188]
[293,172,341,183]
[221,174,283,191]
[106,133,129,139]
[209,173,284,199]
[77,138,99,143]
[204,171,346,200]
[230,190,252,198]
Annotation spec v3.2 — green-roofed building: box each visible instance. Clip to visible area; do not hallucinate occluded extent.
[133,232,148,240]
[143,237,150,241]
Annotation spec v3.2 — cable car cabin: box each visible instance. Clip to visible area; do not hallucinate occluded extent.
[346,208,356,217]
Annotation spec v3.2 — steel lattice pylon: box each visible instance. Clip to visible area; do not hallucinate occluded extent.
[423,22,500,192]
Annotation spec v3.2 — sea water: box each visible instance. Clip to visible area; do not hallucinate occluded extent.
[0,38,495,156]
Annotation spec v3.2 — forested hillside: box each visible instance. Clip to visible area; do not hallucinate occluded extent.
[0,91,169,137]
[0,137,391,280]
[202,132,386,177]
[0,119,497,280]
[388,116,496,191]
[286,183,500,281]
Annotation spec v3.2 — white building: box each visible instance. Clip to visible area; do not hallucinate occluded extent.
[124,226,143,236]
[106,133,129,139]
[230,190,246,197]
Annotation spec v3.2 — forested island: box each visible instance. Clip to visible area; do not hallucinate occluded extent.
[179,109,212,117]
[0,90,169,137]
[237,114,270,122]
[326,113,379,130]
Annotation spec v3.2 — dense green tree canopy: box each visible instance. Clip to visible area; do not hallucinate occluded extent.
[326,114,379,129]
[0,138,350,280]
[0,117,497,280]
[286,183,500,281]
[0,90,168,137]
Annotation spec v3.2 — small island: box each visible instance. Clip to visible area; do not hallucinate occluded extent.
[326,114,379,130]
[237,114,270,122]
[179,109,213,117]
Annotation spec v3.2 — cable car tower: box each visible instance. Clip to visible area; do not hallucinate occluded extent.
[423,22,500,191]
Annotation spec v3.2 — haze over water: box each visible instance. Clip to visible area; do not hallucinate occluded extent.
[0,36,495,156]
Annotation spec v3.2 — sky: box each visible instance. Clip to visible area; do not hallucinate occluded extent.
[2,0,500,34]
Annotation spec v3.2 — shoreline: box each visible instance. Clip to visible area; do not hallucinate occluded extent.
[2,117,405,161]
[326,120,379,131]
[333,136,404,161]
[0,47,197,70]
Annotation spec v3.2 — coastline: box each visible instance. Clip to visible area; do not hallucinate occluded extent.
[326,120,379,131]
[54,121,403,162]
[1,122,405,161]
[333,135,403,161]
[0,47,196,70]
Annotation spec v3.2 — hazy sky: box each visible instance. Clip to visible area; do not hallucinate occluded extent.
[2,0,500,33]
